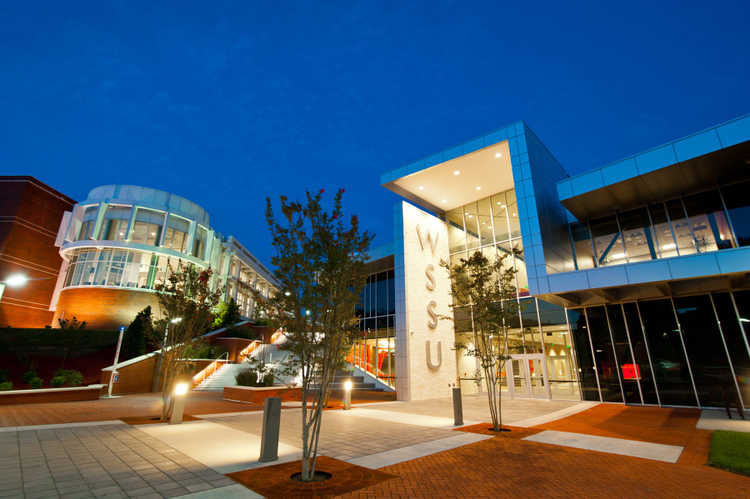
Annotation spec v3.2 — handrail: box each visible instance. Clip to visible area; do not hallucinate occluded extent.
[238,339,262,363]
[192,352,230,389]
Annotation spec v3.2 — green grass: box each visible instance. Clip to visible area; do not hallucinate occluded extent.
[0,328,119,356]
[709,430,750,476]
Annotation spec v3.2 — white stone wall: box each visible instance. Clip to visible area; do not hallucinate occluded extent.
[398,202,458,401]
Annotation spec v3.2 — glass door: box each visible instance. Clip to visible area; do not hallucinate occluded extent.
[507,354,549,399]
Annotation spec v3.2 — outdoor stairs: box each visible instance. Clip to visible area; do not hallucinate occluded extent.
[194,363,245,391]
[313,370,383,392]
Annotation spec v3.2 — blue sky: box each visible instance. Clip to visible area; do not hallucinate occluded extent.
[2,1,749,268]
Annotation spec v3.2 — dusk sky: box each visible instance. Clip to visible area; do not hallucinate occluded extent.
[2,1,749,268]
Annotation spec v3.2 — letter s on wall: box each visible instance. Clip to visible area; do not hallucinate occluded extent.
[425,264,436,291]
[427,301,438,329]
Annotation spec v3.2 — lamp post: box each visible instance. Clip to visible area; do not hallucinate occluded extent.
[0,274,28,301]
[343,380,352,410]
[170,382,189,425]
[153,317,182,392]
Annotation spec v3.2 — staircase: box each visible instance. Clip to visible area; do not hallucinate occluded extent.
[314,370,383,392]
[194,363,246,391]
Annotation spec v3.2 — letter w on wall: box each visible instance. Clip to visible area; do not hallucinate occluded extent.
[416,224,439,255]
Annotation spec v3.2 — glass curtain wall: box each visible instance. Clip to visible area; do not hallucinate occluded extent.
[353,269,396,388]
[569,186,745,270]
[63,248,186,291]
[569,293,750,409]
[99,206,132,242]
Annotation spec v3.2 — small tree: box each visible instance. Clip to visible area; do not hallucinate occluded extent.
[440,250,522,431]
[257,188,372,481]
[57,316,87,369]
[152,263,222,421]
[123,306,152,360]
[213,298,241,330]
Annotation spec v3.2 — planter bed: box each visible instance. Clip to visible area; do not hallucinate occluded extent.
[223,385,302,404]
[0,384,106,406]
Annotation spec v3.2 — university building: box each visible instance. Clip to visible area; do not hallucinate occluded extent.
[352,113,750,411]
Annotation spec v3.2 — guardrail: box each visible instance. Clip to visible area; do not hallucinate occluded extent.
[192,352,230,389]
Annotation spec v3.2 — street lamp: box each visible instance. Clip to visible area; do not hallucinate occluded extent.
[0,274,27,300]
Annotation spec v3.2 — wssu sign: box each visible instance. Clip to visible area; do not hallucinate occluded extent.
[417,223,441,369]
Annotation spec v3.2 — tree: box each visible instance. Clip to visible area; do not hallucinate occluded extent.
[152,263,222,421]
[440,250,522,432]
[57,316,87,369]
[257,188,372,482]
[213,298,241,330]
[123,306,152,360]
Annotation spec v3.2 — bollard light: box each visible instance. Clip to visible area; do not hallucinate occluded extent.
[170,382,189,425]
[343,380,352,410]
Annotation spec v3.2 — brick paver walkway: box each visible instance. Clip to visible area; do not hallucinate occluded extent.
[340,436,750,498]
[0,392,266,428]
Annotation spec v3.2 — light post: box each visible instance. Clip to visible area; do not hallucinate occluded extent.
[0,274,28,301]
[343,380,352,410]
[153,317,182,392]
[170,382,189,425]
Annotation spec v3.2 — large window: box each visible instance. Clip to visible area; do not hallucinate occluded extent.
[568,187,743,267]
[130,208,165,246]
[99,206,132,242]
[76,207,98,242]
[163,215,191,253]
[63,248,181,291]
[354,269,396,388]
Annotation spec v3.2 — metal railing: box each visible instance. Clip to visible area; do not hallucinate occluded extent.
[192,352,230,389]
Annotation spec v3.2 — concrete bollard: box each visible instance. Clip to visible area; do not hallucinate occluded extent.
[453,387,463,426]
[259,397,282,462]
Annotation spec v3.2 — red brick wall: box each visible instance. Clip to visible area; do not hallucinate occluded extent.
[100,355,160,395]
[0,177,75,328]
[0,385,104,406]
[54,287,161,330]
[223,386,302,404]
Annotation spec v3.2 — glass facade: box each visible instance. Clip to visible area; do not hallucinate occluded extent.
[63,248,184,290]
[353,269,396,388]
[568,185,748,270]
[442,189,528,297]
[569,293,750,409]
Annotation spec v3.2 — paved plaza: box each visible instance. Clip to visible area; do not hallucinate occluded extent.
[1,392,749,498]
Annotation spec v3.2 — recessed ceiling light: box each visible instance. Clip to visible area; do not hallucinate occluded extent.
[468,215,473,218]
[502,204,506,208]
[512,213,517,217]
[151,232,156,236]
[454,171,460,175]
[419,186,424,190]
[442,199,447,203]
[476,187,481,190]
[495,153,502,158]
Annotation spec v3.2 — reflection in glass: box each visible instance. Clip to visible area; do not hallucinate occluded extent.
[570,222,596,270]
[569,309,599,401]
[711,293,750,408]
[618,208,658,263]
[682,190,736,252]
[721,180,750,247]
[648,202,679,258]
[540,300,580,401]
[605,305,640,403]
[447,208,466,254]
[477,198,494,246]
[665,199,697,256]
[674,295,734,408]
[506,190,521,238]
[639,299,697,406]
[589,215,626,267]
[586,307,623,402]
[464,202,479,250]
[513,240,528,297]
[491,192,510,242]
[623,303,659,404]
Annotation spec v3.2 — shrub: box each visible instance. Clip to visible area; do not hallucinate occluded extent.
[21,371,38,384]
[264,372,275,387]
[50,376,66,388]
[29,377,43,389]
[214,298,241,330]
[0,369,8,383]
[235,368,258,387]
[123,306,151,360]
[0,382,12,391]
[53,369,83,387]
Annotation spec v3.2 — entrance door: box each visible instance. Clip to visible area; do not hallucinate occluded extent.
[507,354,549,399]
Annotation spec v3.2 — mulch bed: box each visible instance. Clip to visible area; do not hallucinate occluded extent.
[455,423,544,440]
[226,456,398,498]
[119,414,202,425]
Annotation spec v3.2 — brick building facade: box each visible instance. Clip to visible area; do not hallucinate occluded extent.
[0,177,75,328]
